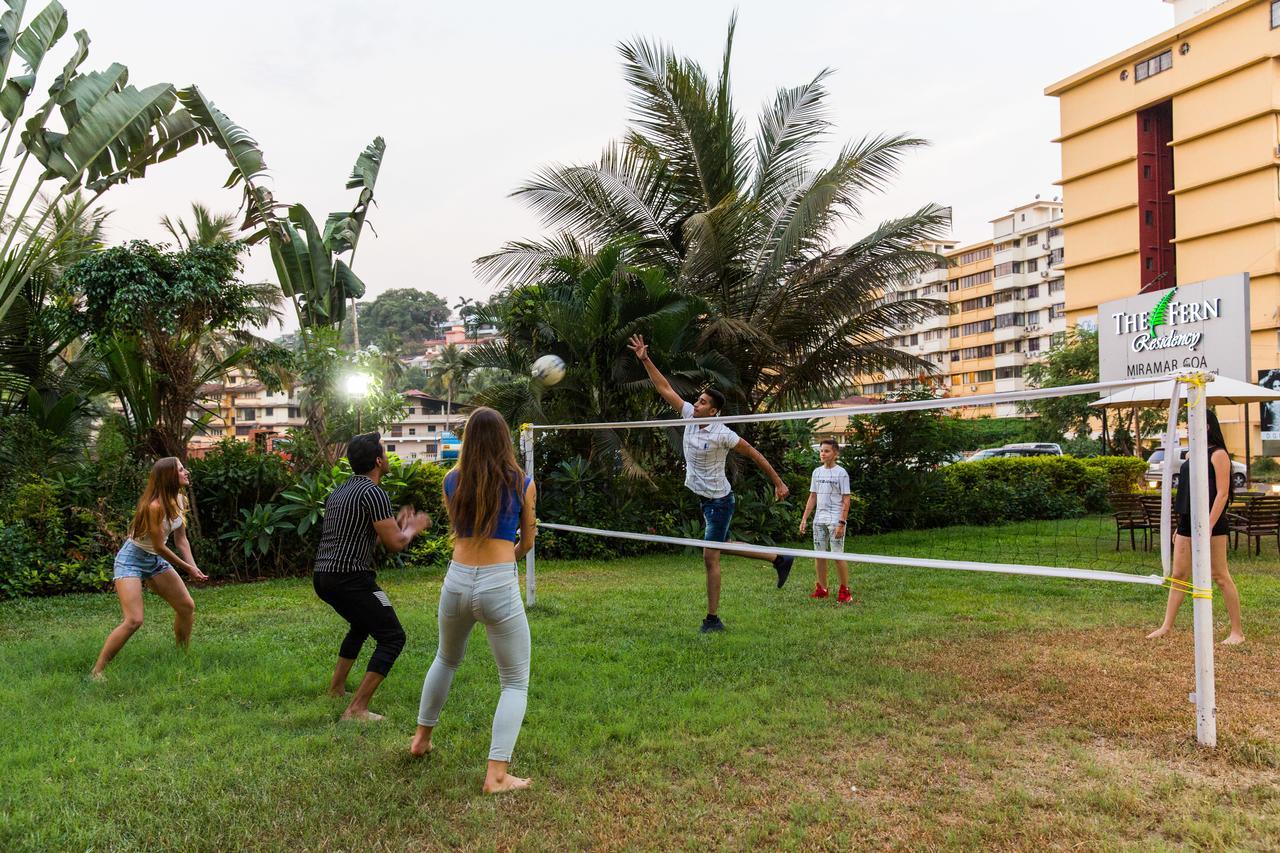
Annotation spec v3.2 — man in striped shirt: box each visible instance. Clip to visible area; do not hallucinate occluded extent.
[629,335,794,633]
[313,432,432,721]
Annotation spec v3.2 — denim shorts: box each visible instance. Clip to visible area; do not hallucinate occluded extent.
[113,540,175,581]
[699,493,735,542]
[812,521,845,554]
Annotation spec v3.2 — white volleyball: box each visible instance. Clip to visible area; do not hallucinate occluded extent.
[531,354,566,386]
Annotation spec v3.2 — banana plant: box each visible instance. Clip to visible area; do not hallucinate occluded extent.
[0,1,215,324]
[183,85,384,332]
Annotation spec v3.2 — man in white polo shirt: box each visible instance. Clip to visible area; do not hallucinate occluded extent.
[629,334,794,633]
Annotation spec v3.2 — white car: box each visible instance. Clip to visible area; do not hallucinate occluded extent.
[963,443,1063,462]
[1146,447,1247,490]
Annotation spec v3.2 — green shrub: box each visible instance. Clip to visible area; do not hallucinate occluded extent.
[942,456,1111,525]
[1079,456,1148,496]
[1251,456,1280,481]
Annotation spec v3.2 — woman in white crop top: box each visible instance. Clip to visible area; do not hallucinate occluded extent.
[92,457,207,679]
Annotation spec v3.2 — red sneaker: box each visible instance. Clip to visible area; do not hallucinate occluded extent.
[810,584,829,599]
[837,586,854,604]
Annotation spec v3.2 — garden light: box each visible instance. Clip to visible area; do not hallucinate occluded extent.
[341,372,372,399]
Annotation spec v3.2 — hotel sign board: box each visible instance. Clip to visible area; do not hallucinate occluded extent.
[1098,273,1251,383]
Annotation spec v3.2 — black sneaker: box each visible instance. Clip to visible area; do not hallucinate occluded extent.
[773,555,794,589]
[700,615,725,633]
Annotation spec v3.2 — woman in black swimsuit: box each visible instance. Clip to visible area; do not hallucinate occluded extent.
[1146,409,1244,645]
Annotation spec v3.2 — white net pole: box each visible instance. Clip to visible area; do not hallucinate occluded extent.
[1161,382,1180,577]
[1185,375,1217,747]
[521,426,537,607]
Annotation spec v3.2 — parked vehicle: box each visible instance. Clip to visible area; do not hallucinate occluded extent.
[1146,446,1247,489]
[961,443,1063,462]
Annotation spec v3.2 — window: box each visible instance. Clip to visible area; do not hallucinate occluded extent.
[1024,285,1040,299]
[264,407,274,417]
[408,428,417,436]
[1048,248,1064,265]
[994,262,1015,278]
[428,425,436,432]
[954,246,992,265]
[238,407,255,421]
[950,319,994,337]
[386,444,396,452]
[975,370,994,383]
[1273,0,1280,28]
[995,289,1021,305]
[391,426,403,437]
[288,407,299,418]
[1048,279,1064,295]
[996,312,1026,329]
[406,406,415,415]
[1047,227,1061,238]
[1137,100,1175,290]
[1025,258,1039,273]
[236,425,252,436]
[1134,49,1172,82]
[995,366,1023,380]
[949,269,993,291]
[1050,303,1066,319]
[1027,338,1042,352]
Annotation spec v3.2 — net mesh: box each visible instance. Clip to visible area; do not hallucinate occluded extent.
[525,379,1185,586]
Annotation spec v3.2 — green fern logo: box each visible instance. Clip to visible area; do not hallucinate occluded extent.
[1148,287,1177,339]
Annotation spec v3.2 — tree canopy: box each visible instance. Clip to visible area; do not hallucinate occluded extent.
[344,287,451,350]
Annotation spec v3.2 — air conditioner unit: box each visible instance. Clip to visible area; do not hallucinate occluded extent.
[1040,270,1050,278]
[1042,243,1051,250]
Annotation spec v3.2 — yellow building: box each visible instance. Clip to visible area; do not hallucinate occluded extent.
[1046,0,1280,450]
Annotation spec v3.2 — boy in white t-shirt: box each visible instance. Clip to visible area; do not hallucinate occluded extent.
[798,439,852,603]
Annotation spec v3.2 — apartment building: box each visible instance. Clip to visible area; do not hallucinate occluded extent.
[187,377,464,462]
[1046,0,1280,450]
[856,199,1066,417]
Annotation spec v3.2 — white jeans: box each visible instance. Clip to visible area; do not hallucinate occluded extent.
[417,561,530,761]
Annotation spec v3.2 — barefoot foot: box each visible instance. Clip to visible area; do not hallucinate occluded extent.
[482,774,531,794]
[326,688,348,698]
[409,732,433,757]
[1145,626,1172,640]
[340,709,385,722]
[88,670,105,682]
[1221,633,1245,646]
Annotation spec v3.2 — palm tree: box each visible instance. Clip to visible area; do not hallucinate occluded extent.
[160,203,238,248]
[467,239,735,476]
[478,15,951,412]
[428,343,469,434]
[0,194,111,438]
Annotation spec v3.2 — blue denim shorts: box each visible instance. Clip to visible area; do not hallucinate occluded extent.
[699,493,735,542]
[113,540,175,581]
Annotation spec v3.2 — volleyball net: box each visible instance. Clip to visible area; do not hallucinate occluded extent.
[518,373,1222,746]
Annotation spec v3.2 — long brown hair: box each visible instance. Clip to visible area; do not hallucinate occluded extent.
[129,457,185,543]
[445,407,524,539]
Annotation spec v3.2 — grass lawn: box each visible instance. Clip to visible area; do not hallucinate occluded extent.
[2,518,1279,850]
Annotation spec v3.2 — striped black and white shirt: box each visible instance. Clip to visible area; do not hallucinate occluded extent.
[681,401,740,499]
[314,475,394,574]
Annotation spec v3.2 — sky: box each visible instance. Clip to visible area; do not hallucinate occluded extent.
[62,0,1172,333]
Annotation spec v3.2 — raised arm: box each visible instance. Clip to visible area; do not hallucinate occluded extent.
[628,334,684,414]
[733,438,790,501]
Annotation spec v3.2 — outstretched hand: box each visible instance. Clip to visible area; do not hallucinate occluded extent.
[774,482,790,501]
[627,334,649,362]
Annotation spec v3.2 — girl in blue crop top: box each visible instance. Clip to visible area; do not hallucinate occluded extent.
[442,469,531,542]
[412,407,537,794]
